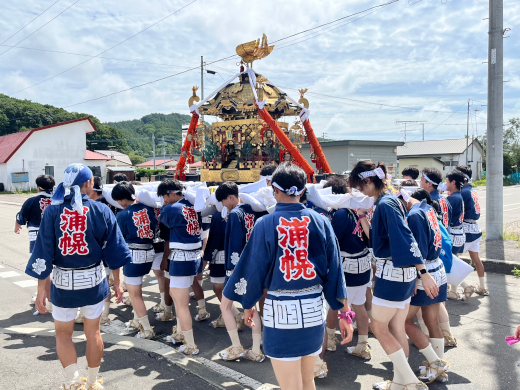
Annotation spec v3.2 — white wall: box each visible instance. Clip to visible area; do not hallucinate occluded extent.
[3,120,92,191]
[441,144,484,180]
[85,160,107,183]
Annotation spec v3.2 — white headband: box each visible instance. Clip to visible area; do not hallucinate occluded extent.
[438,183,447,192]
[398,188,411,202]
[358,167,385,180]
[260,175,272,181]
[272,182,306,196]
[422,172,439,186]
[462,173,471,182]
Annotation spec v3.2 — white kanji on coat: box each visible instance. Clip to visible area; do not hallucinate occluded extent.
[32,258,46,275]
[234,278,247,295]
[230,252,240,265]
[410,242,421,258]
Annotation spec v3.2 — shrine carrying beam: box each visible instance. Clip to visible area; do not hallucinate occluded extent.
[301,119,332,173]
[174,113,199,180]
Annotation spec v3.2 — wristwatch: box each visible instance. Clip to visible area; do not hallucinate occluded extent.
[417,268,428,279]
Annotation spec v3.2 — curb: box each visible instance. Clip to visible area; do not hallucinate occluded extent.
[0,326,278,390]
[458,255,517,275]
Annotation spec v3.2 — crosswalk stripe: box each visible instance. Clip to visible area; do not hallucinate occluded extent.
[13,280,38,288]
[0,271,20,278]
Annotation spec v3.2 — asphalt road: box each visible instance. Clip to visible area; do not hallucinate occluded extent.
[1,193,520,389]
[472,185,520,232]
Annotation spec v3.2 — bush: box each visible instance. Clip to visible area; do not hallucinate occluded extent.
[136,168,166,179]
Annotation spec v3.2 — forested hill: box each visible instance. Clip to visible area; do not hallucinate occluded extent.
[0,93,191,165]
[106,112,192,161]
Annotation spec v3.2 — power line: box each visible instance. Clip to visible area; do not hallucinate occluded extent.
[0,0,80,57]
[10,0,197,95]
[1,0,61,45]
[407,101,468,141]
[475,0,519,29]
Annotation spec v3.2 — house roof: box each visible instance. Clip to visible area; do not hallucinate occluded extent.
[137,159,176,167]
[397,138,482,158]
[188,161,202,167]
[85,150,111,160]
[107,166,135,172]
[302,139,404,148]
[94,150,132,165]
[0,117,96,164]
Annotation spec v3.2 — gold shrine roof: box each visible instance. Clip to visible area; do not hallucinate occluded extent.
[197,72,302,121]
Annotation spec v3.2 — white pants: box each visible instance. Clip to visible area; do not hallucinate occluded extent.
[52,300,104,322]
[268,347,322,362]
[169,275,195,289]
[125,276,144,285]
[151,252,164,271]
[464,238,481,253]
[210,276,226,284]
[347,283,370,306]
[372,296,411,309]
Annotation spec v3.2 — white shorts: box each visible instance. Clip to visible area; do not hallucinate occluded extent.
[169,275,195,289]
[372,296,411,310]
[268,347,322,362]
[367,268,374,288]
[202,229,209,240]
[125,276,144,286]
[464,238,481,253]
[347,283,370,306]
[52,300,104,322]
[210,276,226,284]
[152,252,164,271]
[164,271,170,279]
[105,266,111,276]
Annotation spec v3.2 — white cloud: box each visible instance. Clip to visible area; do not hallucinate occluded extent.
[0,0,518,142]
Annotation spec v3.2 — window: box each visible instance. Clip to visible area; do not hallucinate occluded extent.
[45,166,54,176]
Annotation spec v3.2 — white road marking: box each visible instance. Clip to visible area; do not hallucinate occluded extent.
[13,280,38,288]
[0,271,20,278]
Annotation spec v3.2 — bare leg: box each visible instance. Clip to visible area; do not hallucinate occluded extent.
[213,283,224,302]
[405,305,428,350]
[469,251,485,278]
[271,358,304,390]
[301,355,317,390]
[220,296,238,332]
[422,304,443,339]
[153,270,165,294]
[126,284,147,318]
[352,303,369,336]
[170,287,192,331]
[191,276,204,301]
[259,289,267,317]
[164,278,173,307]
[83,316,104,369]
[55,319,77,368]
[388,303,410,356]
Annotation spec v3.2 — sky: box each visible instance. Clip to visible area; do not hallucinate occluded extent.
[0,0,519,143]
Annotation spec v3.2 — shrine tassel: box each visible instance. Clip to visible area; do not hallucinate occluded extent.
[255,104,315,181]
[301,118,332,173]
[174,113,199,180]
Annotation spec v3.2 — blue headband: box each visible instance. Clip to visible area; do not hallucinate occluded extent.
[51,163,93,215]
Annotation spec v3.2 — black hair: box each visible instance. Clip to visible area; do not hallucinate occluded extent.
[260,164,277,177]
[446,169,466,191]
[113,173,128,183]
[456,165,472,182]
[35,174,55,191]
[422,167,442,189]
[401,179,418,187]
[157,178,184,196]
[112,181,135,201]
[323,176,348,194]
[271,162,307,194]
[215,181,239,202]
[349,160,389,196]
[299,188,308,203]
[93,176,103,192]
[131,181,142,186]
[402,166,419,180]
[411,188,441,215]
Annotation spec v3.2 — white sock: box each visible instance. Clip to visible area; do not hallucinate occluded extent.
[230,304,240,317]
[419,344,439,364]
[479,276,487,289]
[450,284,459,292]
[63,363,80,384]
[176,319,183,333]
[392,366,405,387]
[387,349,418,384]
[430,338,444,359]
[252,333,262,354]
[315,356,323,365]
[358,334,369,344]
[418,320,430,337]
[87,366,100,386]
[139,315,152,331]
[228,329,242,348]
[160,292,165,308]
[164,305,172,314]
[326,327,336,337]
[183,329,195,346]
[460,281,470,289]
[197,299,206,309]
[102,301,110,316]
[133,310,139,320]
[439,321,452,337]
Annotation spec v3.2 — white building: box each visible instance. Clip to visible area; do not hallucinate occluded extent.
[397,138,485,180]
[0,117,104,191]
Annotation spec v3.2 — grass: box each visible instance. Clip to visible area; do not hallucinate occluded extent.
[0,188,38,195]
[512,266,520,278]
[500,231,520,241]
[472,178,517,187]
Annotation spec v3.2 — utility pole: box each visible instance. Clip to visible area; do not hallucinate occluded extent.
[396,120,427,142]
[422,123,425,141]
[152,133,156,169]
[201,56,204,123]
[486,0,504,240]
[465,99,470,166]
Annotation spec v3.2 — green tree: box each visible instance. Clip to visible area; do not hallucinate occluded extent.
[129,152,146,166]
